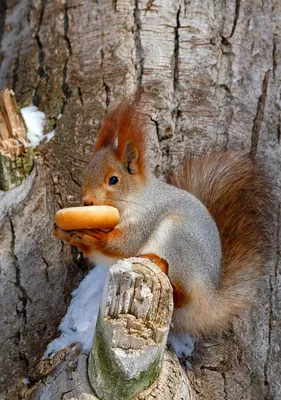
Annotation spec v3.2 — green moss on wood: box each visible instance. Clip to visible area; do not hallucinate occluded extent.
[89,314,163,400]
[0,148,34,191]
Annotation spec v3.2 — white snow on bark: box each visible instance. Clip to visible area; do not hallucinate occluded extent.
[44,265,108,358]
[21,106,56,147]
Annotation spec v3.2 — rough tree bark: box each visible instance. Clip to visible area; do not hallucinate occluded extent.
[0,0,280,399]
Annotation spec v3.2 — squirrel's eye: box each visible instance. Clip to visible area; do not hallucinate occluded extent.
[109,176,119,185]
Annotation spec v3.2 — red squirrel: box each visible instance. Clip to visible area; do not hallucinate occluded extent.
[54,96,273,336]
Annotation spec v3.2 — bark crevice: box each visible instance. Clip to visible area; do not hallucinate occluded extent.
[9,215,30,327]
[150,115,160,140]
[173,6,180,95]
[272,34,277,79]
[230,0,241,38]
[8,213,32,381]
[33,0,48,107]
[264,202,280,398]
[61,0,72,115]
[69,170,81,188]
[41,256,50,283]
[277,118,281,144]
[63,0,72,56]
[101,48,111,109]
[250,69,270,158]
[172,5,181,134]
[134,0,144,87]
[78,87,84,106]
[0,0,7,45]
[11,48,20,93]
[112,0,117,12]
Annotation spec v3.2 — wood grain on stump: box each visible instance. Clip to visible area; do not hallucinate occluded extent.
[25,259,190,400]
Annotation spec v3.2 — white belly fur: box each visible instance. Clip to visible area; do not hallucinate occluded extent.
[88,249,119,268]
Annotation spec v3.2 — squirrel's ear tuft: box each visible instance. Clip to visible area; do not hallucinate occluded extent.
[124,141,139,174]
[94,108,118,154]
[116,92,147,177]
[94,90,147,176]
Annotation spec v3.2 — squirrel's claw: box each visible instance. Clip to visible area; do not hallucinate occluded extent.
[53,225,84,244]
[74,229,106,243]
[53,225,94,254]
[54,226,106,246]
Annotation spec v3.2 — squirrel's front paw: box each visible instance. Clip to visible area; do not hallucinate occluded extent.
[54,224,73,242]
[73,229,107,244]
[54,224,94,254]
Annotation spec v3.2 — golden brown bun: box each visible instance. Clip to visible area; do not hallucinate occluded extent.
[54,206,120,230]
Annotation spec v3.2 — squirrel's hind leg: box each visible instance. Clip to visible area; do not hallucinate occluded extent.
[172,283,232,337]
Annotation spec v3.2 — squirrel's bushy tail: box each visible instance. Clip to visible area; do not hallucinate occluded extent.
[168,151,274,332]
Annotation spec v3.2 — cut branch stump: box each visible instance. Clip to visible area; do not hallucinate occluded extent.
[0,88,33,191]
[25,258,191,400]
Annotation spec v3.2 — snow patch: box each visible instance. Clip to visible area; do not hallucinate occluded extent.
[21,106,46,147]
[20,106,56,147]
[45,130,55,143]
[44,265,108,358]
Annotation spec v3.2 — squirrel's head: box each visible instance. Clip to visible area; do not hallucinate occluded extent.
[82,96,148,210]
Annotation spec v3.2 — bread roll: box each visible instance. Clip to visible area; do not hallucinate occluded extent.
[54,205,120,230]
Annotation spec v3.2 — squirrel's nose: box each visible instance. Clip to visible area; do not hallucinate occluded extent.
[83,197,94,206]
[83,200,93,206]
[83,194,103,206]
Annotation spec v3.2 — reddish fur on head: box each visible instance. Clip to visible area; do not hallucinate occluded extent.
[82,93,148,209]
[94,93,147,177]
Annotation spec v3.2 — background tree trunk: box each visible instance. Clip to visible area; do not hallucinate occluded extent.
[0,0,280,399]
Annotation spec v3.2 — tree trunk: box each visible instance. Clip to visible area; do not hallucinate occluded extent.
[0,0,280,399]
